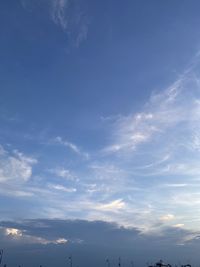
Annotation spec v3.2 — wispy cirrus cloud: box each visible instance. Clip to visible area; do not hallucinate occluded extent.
[50,0,89,47]
[20,0,89,47]
[103,64,200,175]
[47,183,77,193]
[103,76,186,154]
[48,167,78,181]
[51,0,69,30]
[88,60,200,230]
[95,199,125,212]
[53,136,89,159]
[2,57,200,233]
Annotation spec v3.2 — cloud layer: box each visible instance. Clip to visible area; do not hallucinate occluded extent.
[1,53,200,235]
[1,219,200,267]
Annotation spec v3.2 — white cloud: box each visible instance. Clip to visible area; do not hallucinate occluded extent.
[54,136,89,159]
[160,214,175,222]
[20,0,89,47]
[102,65,200,179]
[50,0,89,47]
[4,226,68,245]
[162,183,188,188]
[0,145,6,156]
[102,68,200,158]
[173,224,184,228]
[0,146,37,183]
[95,199,125,212]
[2,58,200,233]
[55,237,68,244]
[5,228,23,237]
[48,183,77,193]
[0,187,34,198]
[49,167,78,181]
[55,136,80,153]
[103,112,156,153]
[51,0,69,30]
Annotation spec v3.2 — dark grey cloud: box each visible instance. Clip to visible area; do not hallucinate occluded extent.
[0,219,200,267]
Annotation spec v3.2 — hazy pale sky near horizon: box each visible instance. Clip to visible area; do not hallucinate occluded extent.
[1,1,200,265]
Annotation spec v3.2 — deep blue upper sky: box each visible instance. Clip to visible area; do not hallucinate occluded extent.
[1,1,200,266]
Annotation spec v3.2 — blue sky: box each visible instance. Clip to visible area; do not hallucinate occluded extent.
[1,0,200,265]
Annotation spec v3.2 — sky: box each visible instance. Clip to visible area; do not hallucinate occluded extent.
[1,0,200,266]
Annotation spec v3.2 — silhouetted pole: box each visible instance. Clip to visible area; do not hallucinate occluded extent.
[118,257,121,267]
[69,256,72,267]
[106,259,110,267]
[0,250,3,266]
[131,261,134,267]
